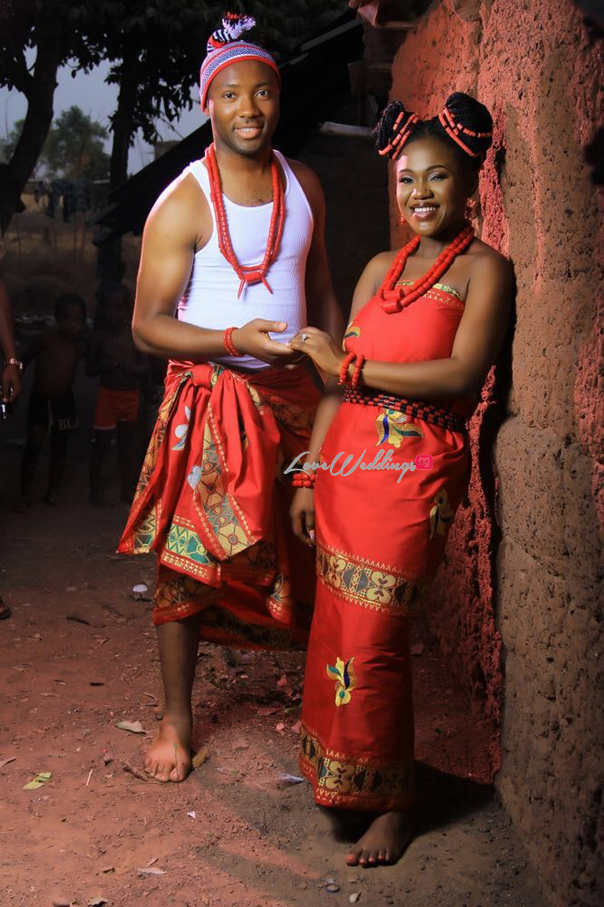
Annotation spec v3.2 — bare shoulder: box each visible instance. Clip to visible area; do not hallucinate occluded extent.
[349,249,397,314]
[285,157,323,204]
[467,238,512,286]
[144,169,209,245]
[364,249,398,283]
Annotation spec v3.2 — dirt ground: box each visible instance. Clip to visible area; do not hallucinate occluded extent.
[0,365,545,907]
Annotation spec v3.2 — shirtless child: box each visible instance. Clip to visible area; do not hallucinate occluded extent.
[86,283,148,505]
[18,293,87,508]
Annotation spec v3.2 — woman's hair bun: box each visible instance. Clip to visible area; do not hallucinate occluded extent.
[373,99,420,159]
[439,92,493,159]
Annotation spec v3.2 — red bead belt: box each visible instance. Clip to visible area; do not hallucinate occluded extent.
[342,386,468,433]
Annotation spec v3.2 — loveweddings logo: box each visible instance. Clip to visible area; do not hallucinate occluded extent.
[284,450,433,484]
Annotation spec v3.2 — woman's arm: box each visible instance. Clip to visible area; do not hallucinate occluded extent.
[358,253,512,397]
[291,250,512,399]
[289,254,392,545]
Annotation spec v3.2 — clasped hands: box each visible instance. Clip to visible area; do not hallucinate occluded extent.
[287,326,344,377]
[230,320,343,374]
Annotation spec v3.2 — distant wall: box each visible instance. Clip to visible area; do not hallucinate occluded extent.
[389,1,603,904]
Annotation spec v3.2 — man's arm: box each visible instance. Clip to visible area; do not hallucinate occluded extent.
[132,174,300,365]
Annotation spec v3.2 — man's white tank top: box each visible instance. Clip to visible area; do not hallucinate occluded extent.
[177,150,314,370]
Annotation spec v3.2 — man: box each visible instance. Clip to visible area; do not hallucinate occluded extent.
[119,14,342,783]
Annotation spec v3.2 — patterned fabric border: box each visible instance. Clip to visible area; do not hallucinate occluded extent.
[316,542,425,616]
[299,725,414,810]
[153,572,301,649]
[396,278,464,302]
[161,515,279,586]
[342,387,467,433]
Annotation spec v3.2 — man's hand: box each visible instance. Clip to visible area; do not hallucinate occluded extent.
[288,327,344,378]
[232,319,302,366]
[290,488,315,547]
[1,363,21,402]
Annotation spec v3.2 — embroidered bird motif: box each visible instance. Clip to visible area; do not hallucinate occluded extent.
[326,656,357,707]
[375,409,424,447]
[429,488,454,539]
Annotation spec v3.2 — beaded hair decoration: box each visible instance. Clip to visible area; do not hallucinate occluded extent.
[376,94,493,164]
[438,100,493,159]
[199,12,281,109]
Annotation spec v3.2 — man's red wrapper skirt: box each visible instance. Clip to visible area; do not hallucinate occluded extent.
[119,360,321,650]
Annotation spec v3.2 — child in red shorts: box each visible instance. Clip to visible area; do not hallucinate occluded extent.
[86,283,148,505]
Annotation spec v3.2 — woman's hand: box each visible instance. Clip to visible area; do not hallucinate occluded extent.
[288,327,345,378]
[290,488,316,547]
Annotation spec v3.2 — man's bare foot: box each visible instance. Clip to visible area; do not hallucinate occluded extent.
[346,810,412,867]
[144,713,192,782]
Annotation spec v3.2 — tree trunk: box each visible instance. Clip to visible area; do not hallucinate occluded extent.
[98,46,139,285]
[0,40,61,234]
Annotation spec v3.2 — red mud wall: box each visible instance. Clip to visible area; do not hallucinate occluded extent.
[389,2,603,904]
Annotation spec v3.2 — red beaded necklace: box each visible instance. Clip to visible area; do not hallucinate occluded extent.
[379,222,474,314]
[205,142,285,299]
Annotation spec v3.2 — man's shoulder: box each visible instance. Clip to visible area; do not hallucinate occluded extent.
[281,155,323,213]
[145,166,209,239]
[152,168,206,215]
[283,155,319,187]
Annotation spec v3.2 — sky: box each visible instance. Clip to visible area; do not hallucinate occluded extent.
[0,58,207,175]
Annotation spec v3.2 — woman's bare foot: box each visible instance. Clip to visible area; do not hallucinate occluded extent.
[144,713,192,782]
[346,810,412,867]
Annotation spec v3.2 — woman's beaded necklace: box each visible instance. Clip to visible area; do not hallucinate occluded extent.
[379,222,474,314]
[205,142,285,299]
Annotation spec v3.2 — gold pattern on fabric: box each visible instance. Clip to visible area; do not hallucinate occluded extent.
[153,562,303,648]
[193,410,257,558]
[429,487,454,540]
[132,505,160,553]
[161,512,281,586]
[154,572,221,622]
[326,657,357,706]
[299,726,414,807]
[396,278,464,302]
[316,542,424,615]
[136,378,184,498]
[163,517,219,572]
[375,409,424,447]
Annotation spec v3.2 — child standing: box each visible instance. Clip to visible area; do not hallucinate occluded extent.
[18,293,87,508]
[87,283,147,505]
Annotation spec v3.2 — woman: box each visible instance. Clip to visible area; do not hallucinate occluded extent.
[288,93,512,867]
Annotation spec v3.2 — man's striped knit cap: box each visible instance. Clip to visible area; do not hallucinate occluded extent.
[199,13,281,110]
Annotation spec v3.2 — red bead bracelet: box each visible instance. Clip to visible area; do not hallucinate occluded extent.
[223,326,244,357]
[338,352,356,385]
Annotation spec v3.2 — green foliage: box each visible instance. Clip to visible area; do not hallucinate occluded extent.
[44,107,109,180]
[1,108,109,180]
